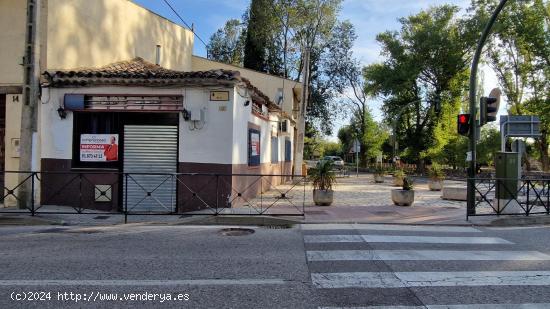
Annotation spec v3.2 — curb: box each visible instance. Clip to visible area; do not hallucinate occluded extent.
[0,215,61,226]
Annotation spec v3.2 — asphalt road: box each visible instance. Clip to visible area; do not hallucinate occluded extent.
[1,223,550,308]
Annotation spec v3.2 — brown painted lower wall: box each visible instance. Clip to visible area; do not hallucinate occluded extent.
[177,162,232,212]
[40,159,120,211]
[40,159,293,213]
[231,162,293,202]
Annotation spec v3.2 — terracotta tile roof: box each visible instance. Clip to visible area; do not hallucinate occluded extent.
[43,57,280,110]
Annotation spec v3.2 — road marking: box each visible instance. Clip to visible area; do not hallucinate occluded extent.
[306,250,550,261]
[318,304,550,309]
[312,271,550,288]
[0,279,287,286]
[301,224,481,233]
[304,235,512,244]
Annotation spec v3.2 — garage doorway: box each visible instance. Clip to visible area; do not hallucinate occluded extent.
[123,125,178,212]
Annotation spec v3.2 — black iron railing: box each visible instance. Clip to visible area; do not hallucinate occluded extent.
[0,171,307,222]
[469,177,550,218]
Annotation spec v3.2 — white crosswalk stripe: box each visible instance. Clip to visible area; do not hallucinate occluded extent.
[302,224,481,233]
[303,223,550,308]
[312,271,550,288]
[304,235,513,244]
[306,250,550,261]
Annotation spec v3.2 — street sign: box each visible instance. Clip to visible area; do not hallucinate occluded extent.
[351,139,361,153]
[466,151,473,162]
[500,115,541,152]
[501,115,541,137]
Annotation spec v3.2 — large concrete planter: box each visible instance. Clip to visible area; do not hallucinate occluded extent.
[313,189,334,206]
[374,175,385,183]
[393,176,404,187]
[391,189,415,206]
[428,179,443,191]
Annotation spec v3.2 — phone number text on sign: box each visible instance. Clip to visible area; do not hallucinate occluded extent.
[80,134,119,162]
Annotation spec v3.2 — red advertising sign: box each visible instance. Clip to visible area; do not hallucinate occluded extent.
[80,134,119,162]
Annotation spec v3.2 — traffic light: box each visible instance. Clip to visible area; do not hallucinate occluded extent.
[457,114,470,136]
[480,96,499,126]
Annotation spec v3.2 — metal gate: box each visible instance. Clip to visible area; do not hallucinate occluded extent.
[123,125,178,212]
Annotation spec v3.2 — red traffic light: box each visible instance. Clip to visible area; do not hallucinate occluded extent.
[457,114,470,136]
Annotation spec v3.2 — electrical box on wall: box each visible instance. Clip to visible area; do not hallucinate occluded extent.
[190,108,202,121]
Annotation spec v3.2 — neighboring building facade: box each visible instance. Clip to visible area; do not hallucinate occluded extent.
[0,0,302,211]
[0,0,194,206]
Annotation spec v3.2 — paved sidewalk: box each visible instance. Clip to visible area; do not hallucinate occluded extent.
[0,174,547,227]
[299,174,470,225]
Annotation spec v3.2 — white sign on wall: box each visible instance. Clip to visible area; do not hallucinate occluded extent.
[80,134,119,162]
[250,132,260,156]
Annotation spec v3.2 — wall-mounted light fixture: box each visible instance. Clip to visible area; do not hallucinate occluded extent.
[182,108,191,121]
[57,106,67,119]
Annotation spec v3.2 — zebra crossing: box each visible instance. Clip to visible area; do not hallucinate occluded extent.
[302,223,550,308]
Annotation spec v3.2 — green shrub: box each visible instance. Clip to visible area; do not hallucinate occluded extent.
[402,177,414,191]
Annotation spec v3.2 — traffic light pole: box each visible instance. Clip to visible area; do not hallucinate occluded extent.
[467,0,508,216]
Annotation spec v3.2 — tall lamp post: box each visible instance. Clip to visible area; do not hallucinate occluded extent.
[467,0,509,216]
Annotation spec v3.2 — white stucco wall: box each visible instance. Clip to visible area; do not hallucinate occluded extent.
[179,88,233,165]
[231,88,295,166]
[40,86,182,160]
[39,86,236,166]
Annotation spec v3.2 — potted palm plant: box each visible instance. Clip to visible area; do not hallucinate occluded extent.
[310,160,336,206]
[373,165,385,183]
[391,176,415,206]
[428,164,445,191]
[393,169,405,187]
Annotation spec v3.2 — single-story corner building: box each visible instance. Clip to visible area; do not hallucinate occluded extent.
[38,57,297,213]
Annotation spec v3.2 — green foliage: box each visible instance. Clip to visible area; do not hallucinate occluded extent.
[309,160,336,191]
[321,141,342,157]
[468,0,550,170]
[207,19,246,66]
[477,125,501,166]
[394,169,405,179]
[347,109,387,165]
[374,165,386,176]
[428,164,445,180]
[402,177,414,191]
[243,0,283,74]
[337,125,354,155]
[364,5,475,167]
[439,135,468,169]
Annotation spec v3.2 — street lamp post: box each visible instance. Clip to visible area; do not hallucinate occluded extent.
[467,0,509,216]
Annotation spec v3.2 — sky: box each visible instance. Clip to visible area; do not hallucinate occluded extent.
[133,0,502,139]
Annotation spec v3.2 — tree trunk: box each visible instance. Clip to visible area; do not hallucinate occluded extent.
[416,158,426,174]
[360,145,368,168]
[538,130,549,172]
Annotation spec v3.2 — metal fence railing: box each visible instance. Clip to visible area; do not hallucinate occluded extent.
[469,177,550,218]
[0,171,306,222]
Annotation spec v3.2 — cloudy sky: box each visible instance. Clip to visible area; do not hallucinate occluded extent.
[134,0,500,137]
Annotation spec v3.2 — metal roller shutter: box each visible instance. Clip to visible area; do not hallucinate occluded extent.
[123,125,178,212]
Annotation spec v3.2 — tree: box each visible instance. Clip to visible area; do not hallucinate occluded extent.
[350,109,387,165]
[243,0,283,74]
[364,5,475,170]
[207,19,246,66]
[337,125,354,155]
[469,0,549,170]
[477,125,501,166]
